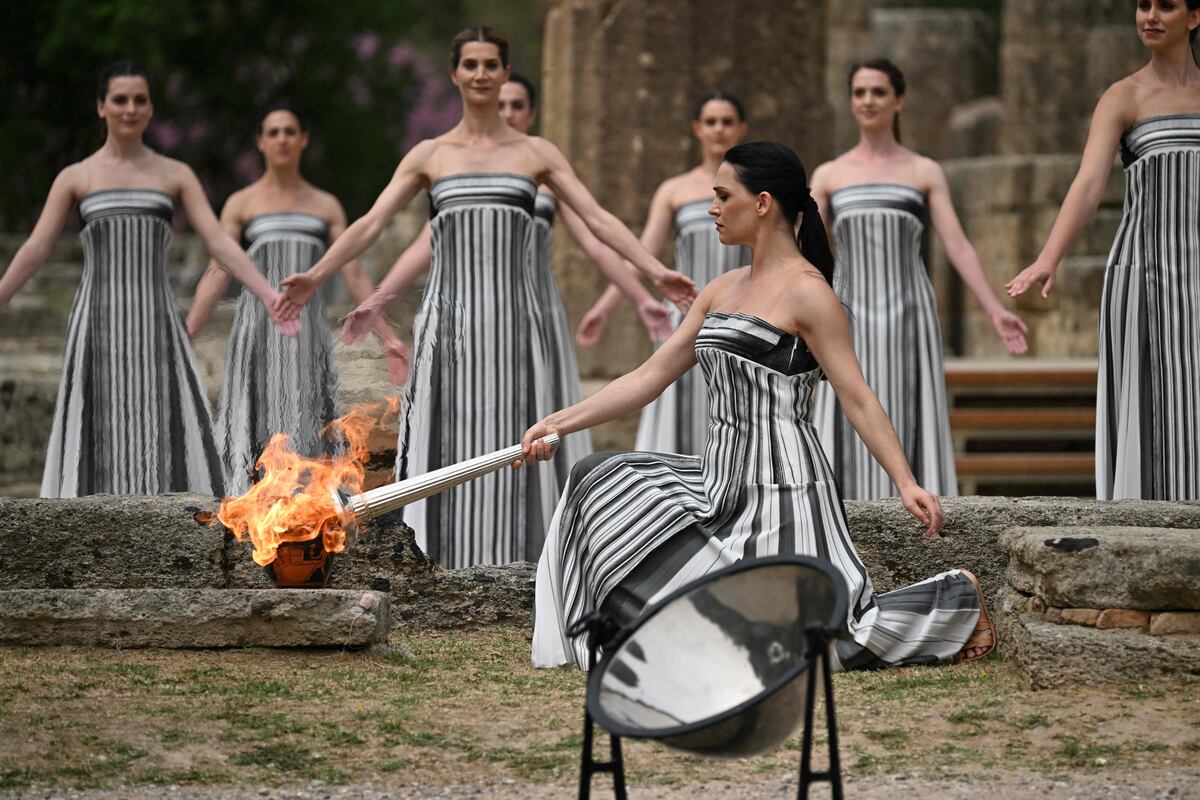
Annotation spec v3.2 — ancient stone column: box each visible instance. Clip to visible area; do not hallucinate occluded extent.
[541,0,832,385]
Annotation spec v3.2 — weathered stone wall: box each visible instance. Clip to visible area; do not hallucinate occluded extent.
[928,154,1125,357]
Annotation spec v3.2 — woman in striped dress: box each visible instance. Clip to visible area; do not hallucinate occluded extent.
[810,59,1028,500]
[276,28,695,568]
[524,141,994,671]
[340,75,673,529]
[0,61,297,498]
[1008,1,1200,501]
[186,107,406,494]
[576,92,751,456]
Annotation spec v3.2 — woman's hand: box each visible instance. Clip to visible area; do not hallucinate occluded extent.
[277,272,318,318]
[518,420,561,468]
[381,337,411,386]
[262,290,300,337]
[1006,260,1058,299]
[990,308,1030,355]
[636,299,674,344]
[653,269,697,312]
[575,305,611,348]
[341,298,385,344]
[900,483,944,538]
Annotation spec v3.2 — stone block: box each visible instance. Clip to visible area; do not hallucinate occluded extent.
[1150,612,1200,636]
[1095,609,1151,630]
[1001,526,1200,611]
[947,97,1004,159]
[0,495,226,591]
[1059,608,1101,627]
[997,588,1200,690]
[0,588,388,648]
[393,562,536,630]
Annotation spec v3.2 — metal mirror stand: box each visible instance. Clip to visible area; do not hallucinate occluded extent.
[571,617,845,800]
[569,611,628,800]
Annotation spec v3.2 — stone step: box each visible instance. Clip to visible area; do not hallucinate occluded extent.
[1000,526,1200,611]
[0,588,389,648]
[998,588,1200,690]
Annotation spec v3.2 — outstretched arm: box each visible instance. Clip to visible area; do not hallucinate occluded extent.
[176,166,298,336]
[521,278,720,462]
[0,166,80,309]
[1007,85,1128,299]
[796,277,943,535]
[557,201,672,344]
[278,140,435,315]
[925,162,1028,355]
[186,193,243,339]
[538,139,696,309]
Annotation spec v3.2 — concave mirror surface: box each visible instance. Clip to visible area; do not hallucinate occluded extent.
[595,563,840,735]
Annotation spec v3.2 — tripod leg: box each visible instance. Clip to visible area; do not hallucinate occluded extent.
[610,735,628,800]
[821,647,844,800]
[797,652,818,800]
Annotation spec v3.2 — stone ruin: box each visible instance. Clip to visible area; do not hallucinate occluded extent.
[0,493,1196,691]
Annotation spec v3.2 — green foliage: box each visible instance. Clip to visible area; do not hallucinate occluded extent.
[0,1,472,226]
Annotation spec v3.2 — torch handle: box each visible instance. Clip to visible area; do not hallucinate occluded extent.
[344,433,561,523]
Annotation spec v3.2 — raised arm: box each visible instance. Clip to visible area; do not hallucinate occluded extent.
[1007,85,1129,298]
[521,278,721,462]
[538,139,696,309]
[925,161,1028,355]
[185,192,242,339]
[0,166,81,309]
[796,277,943,534]
[278,140,434,315]
[557,200,672,344]
[176,165,297,335]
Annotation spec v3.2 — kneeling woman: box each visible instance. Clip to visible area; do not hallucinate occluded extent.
[523,141,993,671]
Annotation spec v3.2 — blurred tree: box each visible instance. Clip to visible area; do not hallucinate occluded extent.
[0,0,479,227]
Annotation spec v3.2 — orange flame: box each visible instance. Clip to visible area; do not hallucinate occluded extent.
[217,399,402,566]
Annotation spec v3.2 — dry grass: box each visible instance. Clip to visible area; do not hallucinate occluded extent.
[0,629,1196,793]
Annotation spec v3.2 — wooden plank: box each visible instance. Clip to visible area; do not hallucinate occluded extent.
[950,408,1096,430]
[944,358,1097,388]
[955,453,1094,477]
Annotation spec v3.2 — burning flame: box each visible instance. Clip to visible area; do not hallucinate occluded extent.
[217,399,401,566]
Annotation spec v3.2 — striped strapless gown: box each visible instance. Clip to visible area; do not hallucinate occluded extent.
[635,199,749,455]
[531,192,593,512]
[41,189,225,497]
[815,184,957,499]
[216,213,339,495]
[1099,115,1200,500]
[533,312,979,670]
[397,173,558,568]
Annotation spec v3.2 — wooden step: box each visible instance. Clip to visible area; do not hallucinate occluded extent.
[955,453,1094,478]
[950,408,1096,431]
[945,358,1097,389]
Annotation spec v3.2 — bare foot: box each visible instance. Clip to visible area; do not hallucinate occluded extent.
[954,569,995,663]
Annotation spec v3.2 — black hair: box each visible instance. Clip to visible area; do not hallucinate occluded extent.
[505,72,537,110]
[449,25,509,68]
[257,105,307,135]
[1190,0,1200,43]
[96,60,151,102]
[693,91,747,123]
[723,141,834,286]
[847,57,906,142]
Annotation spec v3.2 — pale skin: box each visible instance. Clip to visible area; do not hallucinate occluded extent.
[185,110,407,383]
[277,41,696,320]
[0,76,298,337]
[810,68,1028,355]
[340,80,674,347]
[521,159,994,660]
[1008,0,1200,298]
[576,98,749,347]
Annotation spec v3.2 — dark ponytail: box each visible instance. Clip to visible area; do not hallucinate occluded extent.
[1190,0,1199,43]
[848,57,906,143]
[723,141,834,285]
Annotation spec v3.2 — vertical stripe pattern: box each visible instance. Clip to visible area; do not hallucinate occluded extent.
[216,213,339,494]
[1099,115,1200,500]
[814,184,957,499]
[40,189,225,498]
[636,200,750,455]
[397,173,556,568]
[531,192,593,522]
[533,312,979,670]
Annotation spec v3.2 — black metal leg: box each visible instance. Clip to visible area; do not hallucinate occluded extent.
[572,613,628,800]
[798,631,843,800]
